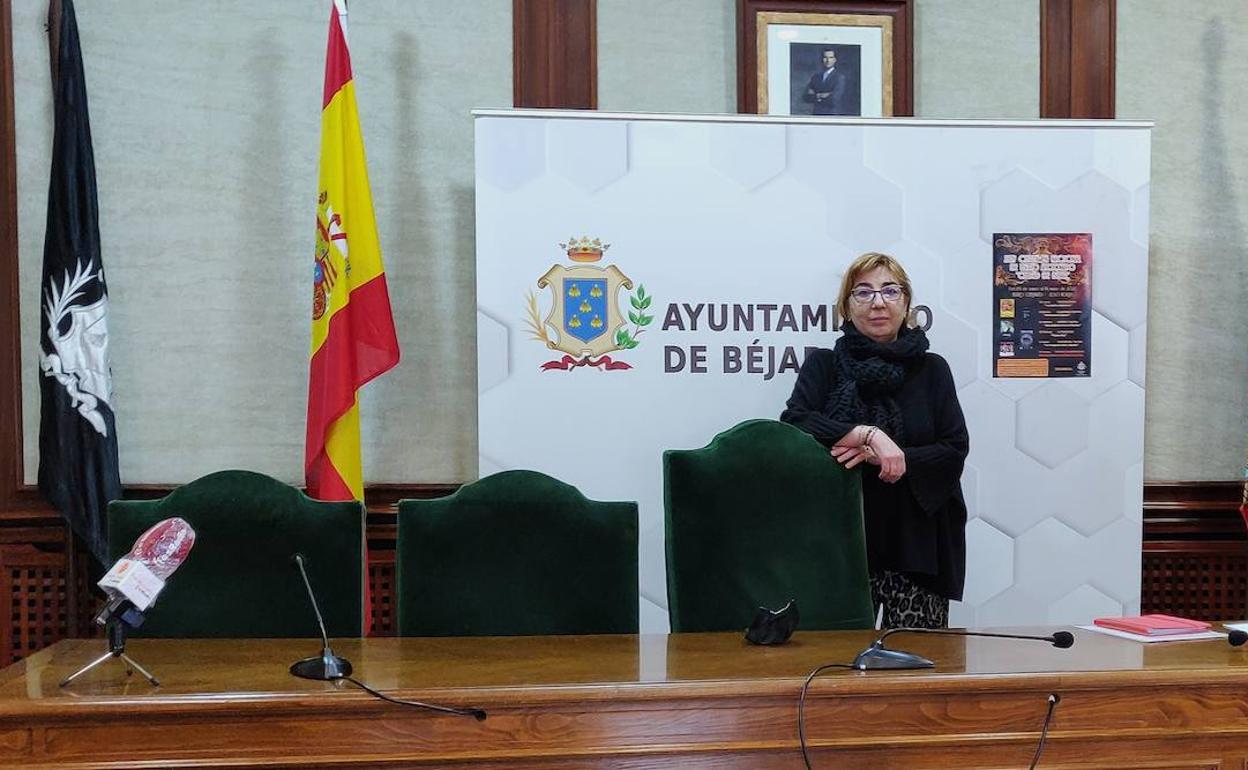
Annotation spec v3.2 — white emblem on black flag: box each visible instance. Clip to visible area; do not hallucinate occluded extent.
[40,258,113,436]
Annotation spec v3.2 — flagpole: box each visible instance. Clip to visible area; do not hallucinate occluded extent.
[334,0,348,42]
[48,0,63,83]
[310,0,400,634]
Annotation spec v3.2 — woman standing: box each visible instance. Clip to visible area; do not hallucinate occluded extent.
[781,252,969,629]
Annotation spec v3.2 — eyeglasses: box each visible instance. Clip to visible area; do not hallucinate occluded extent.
[849,285,906,305]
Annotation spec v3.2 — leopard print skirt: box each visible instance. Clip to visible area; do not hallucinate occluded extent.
[869,570,948,629]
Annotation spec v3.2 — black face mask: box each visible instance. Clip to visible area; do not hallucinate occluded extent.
[744,600,800,645]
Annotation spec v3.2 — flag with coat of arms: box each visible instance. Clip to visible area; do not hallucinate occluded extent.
[305,0,399,503]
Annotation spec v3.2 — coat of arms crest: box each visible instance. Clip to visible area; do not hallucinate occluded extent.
[525,238,653,370]
[313,190,350,321]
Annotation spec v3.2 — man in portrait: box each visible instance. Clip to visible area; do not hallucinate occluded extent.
[803,48,851,115]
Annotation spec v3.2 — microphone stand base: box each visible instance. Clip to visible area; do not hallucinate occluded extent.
[290,653,353,681]
[851,645,935,670]
[59,622,160,688]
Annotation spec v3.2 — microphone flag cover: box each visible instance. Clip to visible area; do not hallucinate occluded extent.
[128,517,196,580]
[98,518,195,612]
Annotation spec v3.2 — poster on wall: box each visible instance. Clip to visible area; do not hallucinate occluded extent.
[992,233,1093,378]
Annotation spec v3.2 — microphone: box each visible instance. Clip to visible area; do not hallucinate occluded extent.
[1228,629,1248,646]
[96,517,197,629]
[287,553,486,720]
[852,627,1076,670]
[60,517,195,688]
[289,553,353,680]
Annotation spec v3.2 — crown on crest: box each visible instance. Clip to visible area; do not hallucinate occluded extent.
[560,236,609,263]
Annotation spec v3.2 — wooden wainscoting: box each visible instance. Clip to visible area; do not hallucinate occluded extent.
[1142,481,1247,619]
[0,545,84,663]
[364,485,455,637]
[367,508,398,636]
[0,510,95,665]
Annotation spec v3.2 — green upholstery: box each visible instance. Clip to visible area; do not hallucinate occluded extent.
[108,470,364,638]
[664,419,874,632]
[397,470,638,636]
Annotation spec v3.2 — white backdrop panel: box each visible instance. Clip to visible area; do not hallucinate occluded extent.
[475,111,1151,633]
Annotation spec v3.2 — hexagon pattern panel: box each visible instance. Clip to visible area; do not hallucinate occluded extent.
[476,113,1150,632]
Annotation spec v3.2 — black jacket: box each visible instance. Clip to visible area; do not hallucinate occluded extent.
[781,347,969,599]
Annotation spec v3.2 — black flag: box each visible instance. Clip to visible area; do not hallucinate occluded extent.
[38,0,120,564]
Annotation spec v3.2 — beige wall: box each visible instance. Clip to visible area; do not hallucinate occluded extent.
[598,0,737,114]
[915,0,1038,118]
[1118,0,1248,480]
[15,1,1243,484]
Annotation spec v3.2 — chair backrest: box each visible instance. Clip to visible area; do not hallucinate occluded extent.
[108,470,364,638]
[663,419,873,632]
[397,470,638,636]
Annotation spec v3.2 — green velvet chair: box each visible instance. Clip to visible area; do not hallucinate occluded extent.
[107,469,364,638]
[663,419,874,632]
[397,470,638,636]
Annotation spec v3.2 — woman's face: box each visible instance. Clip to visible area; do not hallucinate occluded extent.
[847,265,908,343]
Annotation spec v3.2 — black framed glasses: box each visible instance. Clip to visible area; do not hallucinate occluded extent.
[849,285,905,305]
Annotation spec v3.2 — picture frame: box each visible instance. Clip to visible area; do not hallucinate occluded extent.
[737,0,914,117]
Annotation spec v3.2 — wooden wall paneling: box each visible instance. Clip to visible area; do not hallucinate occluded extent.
[1041,0,1116,118]
[0,0,57,528]
[0,545,71,664]
[1039,0,1071,117]
[1142,542,1248,620]
[365,483,455,636]
[0,0,20,512]
[368,546,395,636]
[0,549,10,665]
[513,0,597,109]
[1069,0,1115,117]
[1142,481,1248,620]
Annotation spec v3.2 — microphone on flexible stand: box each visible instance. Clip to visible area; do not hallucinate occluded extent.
[851,627,1076,670]
[289,553,353,680]
[288,553,486,721]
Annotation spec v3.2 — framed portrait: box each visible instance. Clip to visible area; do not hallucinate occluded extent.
[737,0,914,117]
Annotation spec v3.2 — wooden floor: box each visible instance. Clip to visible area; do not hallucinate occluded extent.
[2,627,1248,768]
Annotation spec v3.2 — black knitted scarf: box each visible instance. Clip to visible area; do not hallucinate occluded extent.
[825,322,930,443]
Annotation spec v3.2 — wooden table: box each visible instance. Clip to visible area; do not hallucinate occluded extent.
[2,627,1248,768]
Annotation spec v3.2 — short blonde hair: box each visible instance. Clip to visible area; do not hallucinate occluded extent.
[836,252,914,322]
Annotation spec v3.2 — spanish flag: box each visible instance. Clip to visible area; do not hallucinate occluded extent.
[305,1,399,502]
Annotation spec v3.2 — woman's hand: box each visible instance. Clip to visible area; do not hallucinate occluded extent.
[868,430,906,483]
[831,426,874,469]
[830,444,873,469]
